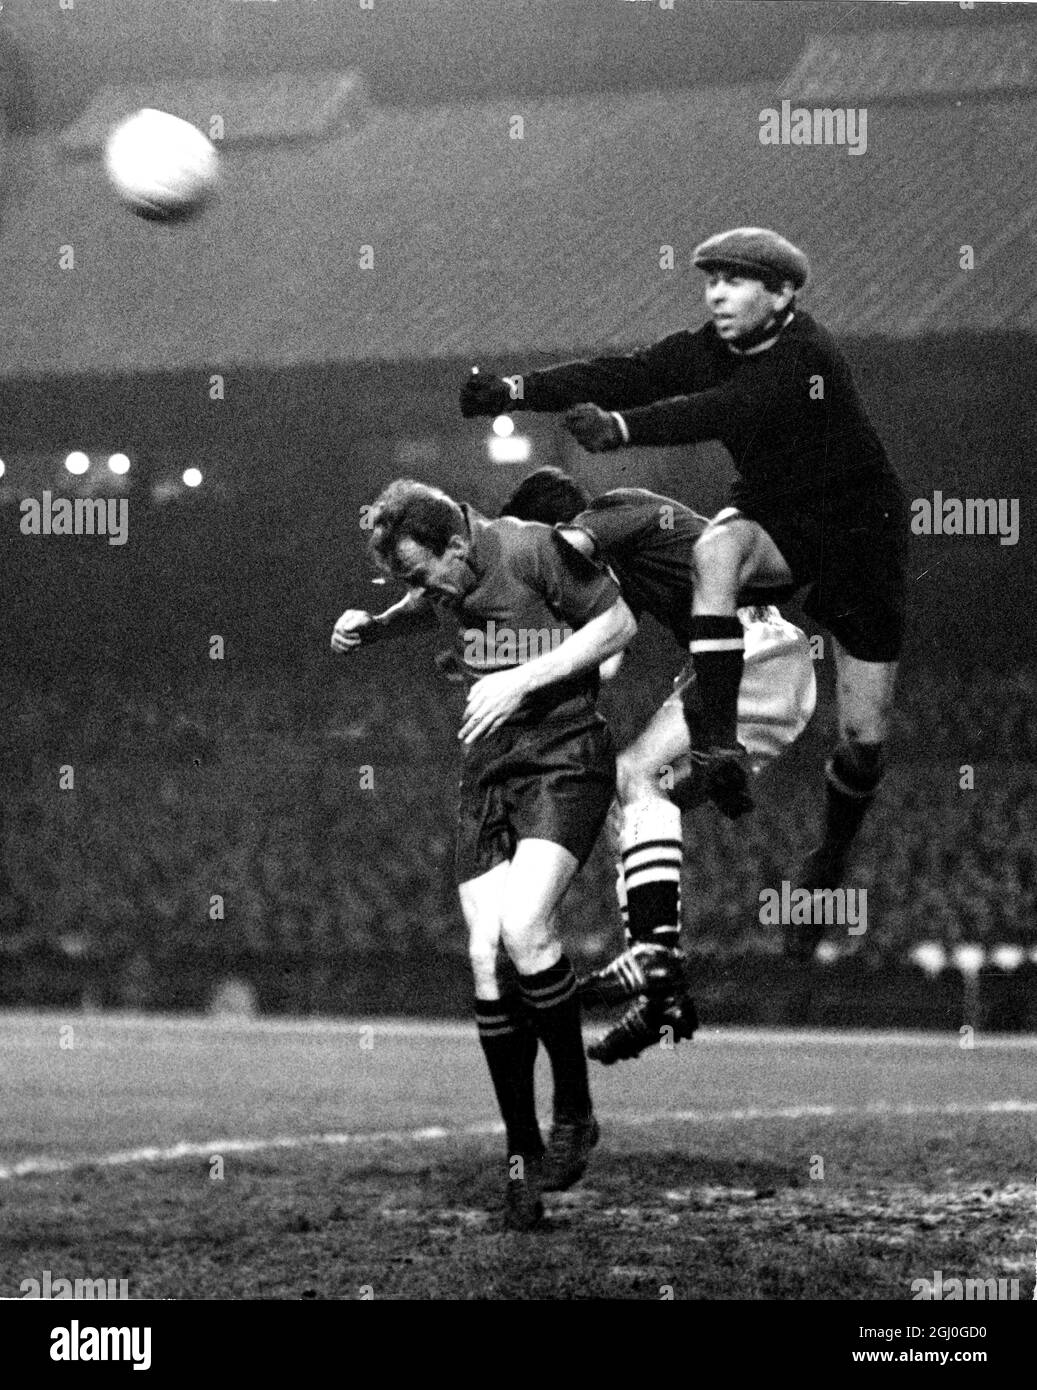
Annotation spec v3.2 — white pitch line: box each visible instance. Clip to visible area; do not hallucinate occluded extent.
[2,1011,1037,1049]
[2,1100,1034,1183]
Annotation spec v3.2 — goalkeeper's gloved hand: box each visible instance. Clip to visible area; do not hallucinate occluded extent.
[460,369,512,418]
[564,402,625,453]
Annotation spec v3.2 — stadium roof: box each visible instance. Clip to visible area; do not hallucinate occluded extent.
[787,20,1037,101]
[0,75,1035,376]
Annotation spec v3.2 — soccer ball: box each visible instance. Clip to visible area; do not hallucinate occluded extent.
[104,108,218,223]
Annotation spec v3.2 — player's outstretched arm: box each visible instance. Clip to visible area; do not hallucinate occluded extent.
[330,592,434,653]
[460,336,695,418]
[458,598,637,743]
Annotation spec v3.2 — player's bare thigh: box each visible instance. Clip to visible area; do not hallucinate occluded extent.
[499,839,580,976]
[832,638,898,743]
[615,695,690,806]
[692,509,793,614]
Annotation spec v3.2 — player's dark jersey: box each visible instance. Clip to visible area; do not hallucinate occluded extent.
[516,310,897,514]
[567,488,793,647]
[566,489,705,647]
[429,504,621,724]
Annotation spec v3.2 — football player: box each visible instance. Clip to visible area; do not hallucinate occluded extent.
[331,479,637,1227]
[499,468,816,1062]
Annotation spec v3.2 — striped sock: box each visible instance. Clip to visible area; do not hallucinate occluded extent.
[621,797,683,950]
[519,956,591,1124]
[475,996,543,1158]
[689,614,744,748]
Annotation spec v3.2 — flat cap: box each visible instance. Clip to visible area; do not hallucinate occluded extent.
[693,227,809,289]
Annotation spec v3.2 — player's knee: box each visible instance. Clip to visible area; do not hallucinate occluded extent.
[692,526,743,601]
[500,913,556,974]
[828,738,886,796]
[835,659,898,742]
[615,749,656,806]
[694,520,747,563]
[839,704,892,745]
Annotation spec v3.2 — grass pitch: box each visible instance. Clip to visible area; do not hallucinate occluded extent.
[0,1012,1033,1300]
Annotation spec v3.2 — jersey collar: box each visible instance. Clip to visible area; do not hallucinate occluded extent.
[725,308,795,357]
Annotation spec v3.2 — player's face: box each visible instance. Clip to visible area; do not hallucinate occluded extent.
[393,535,472,600]
[704,271,790,342]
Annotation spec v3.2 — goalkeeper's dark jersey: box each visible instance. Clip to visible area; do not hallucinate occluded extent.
[518,311,897,514]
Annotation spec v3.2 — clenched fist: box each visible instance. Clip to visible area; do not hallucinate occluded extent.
[331,609,379,653]
[564,403,625,452]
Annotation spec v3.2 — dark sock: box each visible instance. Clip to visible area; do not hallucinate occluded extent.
[821,741,885,860]
[688,615,744,748]
[626,873,680,949]
[519,956,592,1124]
[475,996,543,1158]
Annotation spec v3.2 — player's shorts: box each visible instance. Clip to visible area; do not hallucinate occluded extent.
[674,606,817,772]
[734,471,909,662]
[455,700,616,884]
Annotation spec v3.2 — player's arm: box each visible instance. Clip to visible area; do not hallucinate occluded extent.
[566,379,745,451]
[566,342,808,452]
[516,596,635,690]
[330,590,435,653]
[458,596,636,744]
[552,526,624,682]
[460,331,707,418]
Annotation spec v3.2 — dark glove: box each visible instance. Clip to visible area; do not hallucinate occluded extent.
[460,369,512,418]
[564,403,625,453]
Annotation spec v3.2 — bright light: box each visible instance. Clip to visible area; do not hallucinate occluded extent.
[0,459,5,479]
[107,453,131,475]
[909,942,946,978]
[488,435,531,464]
[991,944,1024,972]
[182,468,203,488]
[952,943,984,978]
[492,415,515,438]
[65,451,90,475]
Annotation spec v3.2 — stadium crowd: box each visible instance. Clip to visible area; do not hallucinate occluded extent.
[1,654,1032,1017]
